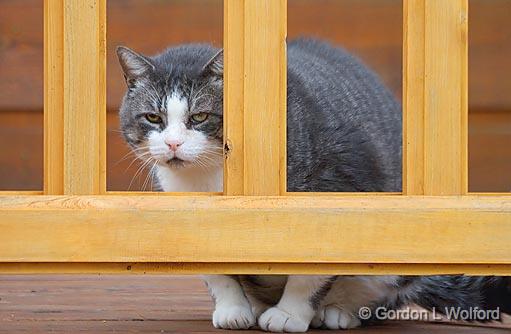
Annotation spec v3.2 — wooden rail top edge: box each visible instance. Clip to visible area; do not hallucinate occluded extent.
[1,195,511,210]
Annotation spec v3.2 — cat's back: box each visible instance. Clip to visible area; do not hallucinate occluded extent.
[286,38,402,192]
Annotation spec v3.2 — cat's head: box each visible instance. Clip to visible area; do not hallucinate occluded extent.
[116,44,223,171]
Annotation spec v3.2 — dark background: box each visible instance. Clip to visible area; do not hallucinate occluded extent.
[0,0,509,191]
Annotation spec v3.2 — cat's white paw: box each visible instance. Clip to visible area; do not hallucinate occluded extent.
[258,306,309,333]
[212,304,256,329]
[312,305,361,330]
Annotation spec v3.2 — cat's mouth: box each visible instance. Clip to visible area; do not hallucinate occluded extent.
[166,157,187,168]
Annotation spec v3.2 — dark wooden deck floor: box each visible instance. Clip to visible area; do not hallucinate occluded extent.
[1,275,509,333]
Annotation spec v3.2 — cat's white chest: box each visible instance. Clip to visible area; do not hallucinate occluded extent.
[156,165,223,192]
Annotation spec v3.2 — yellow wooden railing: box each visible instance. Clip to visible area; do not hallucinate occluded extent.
[0,0,510,275]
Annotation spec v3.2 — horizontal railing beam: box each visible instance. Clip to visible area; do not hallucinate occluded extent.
[1,195,510,265]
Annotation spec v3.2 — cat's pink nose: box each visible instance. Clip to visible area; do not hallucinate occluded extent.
[165,139,183,152]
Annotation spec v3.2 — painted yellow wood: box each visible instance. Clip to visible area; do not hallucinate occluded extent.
[1,195,510,264]
[1,0,503,277]
[63,0,106,195]
[424,0,468,195]
[99,1,107,194]
[44,0,64,195]
[223,0,245,195]
[1,263,511,276]
[403,0,425,195]
[278,0,287,195]
[243,0,286,195]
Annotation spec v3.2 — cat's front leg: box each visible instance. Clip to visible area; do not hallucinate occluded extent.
[202,275,256,329]
[258,275,336,333]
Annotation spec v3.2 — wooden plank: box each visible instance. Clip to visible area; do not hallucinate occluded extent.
[99,1,107,195]
[0,110,43,190]
[63,0,106,195]
[279,0,288,195]
[403,0,425,195]
[243,0,286,195]
[223,0,244,195]
[0,195,510,264]
[0,275,211,323]
[4,1,511,112]
[1,263,511,275]
[1,319,509,334]
[2,274,509,332]
[44,0,64,195]
[424,0,468,195]
[469,111,511,192]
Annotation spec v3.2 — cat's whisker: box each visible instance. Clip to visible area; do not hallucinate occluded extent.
[191,158,209,172]
[147,161,159,190]
[149,163,158,192]
[115,149,151,167]
[201,150,223,156]
[114,152,137,167]
[130,159,154,190]
[141,161,158,191]
[193,154,221,170]
[123,152,153,173]
[127,157,155,191]
[118,145,152,157]
[129,158,152,187]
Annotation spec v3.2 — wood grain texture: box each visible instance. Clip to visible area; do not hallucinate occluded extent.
[223,0,244,195]
[424,0,468,195]
[403,0,425,195]
[1,275,509,333]
[43,0,64,195]
[2,0,511,111]
[99,1,107,195]
[0,195,511,265]
[279,0,288,195]
[469,112,511,192]
[243,0,286,195]
[63,0,106,195]
[224,0,287,196]
[0,111,43,191]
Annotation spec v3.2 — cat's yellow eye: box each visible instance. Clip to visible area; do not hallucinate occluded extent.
[145,113,162,123]
[191,112,209,123]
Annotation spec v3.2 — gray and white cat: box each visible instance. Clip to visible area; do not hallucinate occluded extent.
[117,39,511,332]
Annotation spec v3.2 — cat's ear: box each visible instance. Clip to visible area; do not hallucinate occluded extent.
[202,49,223,78]
[116,46,155,87]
